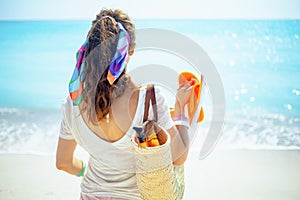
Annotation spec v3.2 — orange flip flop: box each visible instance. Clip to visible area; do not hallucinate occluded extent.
[178,72,205,125]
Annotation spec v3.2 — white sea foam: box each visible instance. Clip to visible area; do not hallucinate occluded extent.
[0,108,19,114]
[1,105,300,156]
[0,108,61,155]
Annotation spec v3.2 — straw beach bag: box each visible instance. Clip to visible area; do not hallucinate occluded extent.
[131,85,185,200]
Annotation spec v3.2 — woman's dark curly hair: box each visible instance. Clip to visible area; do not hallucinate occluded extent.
[80,9,136,124]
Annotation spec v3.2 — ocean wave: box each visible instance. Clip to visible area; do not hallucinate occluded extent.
[219,112,300,148]
[0,108,61,155]
[0,108,20,114]
[0,107,300,155]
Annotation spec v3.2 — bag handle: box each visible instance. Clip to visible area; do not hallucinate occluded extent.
[143,85,158,122]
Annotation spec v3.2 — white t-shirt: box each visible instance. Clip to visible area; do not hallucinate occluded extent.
[59,86,174,199]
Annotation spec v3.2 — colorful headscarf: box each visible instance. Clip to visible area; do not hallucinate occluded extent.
[68,16,131,105]
[106,17,131,85]
[69,39,88,105]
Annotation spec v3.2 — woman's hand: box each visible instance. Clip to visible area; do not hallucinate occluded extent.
[175,81,193,110]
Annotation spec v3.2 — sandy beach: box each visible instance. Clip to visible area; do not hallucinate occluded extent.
[0,150,299,200]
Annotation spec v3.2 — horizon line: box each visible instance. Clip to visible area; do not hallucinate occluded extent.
[1,17,300,21]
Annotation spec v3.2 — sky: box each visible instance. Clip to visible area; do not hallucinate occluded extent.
[0,0,300,20]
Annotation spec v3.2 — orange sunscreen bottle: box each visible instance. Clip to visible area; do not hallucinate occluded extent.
[147,133,160,147]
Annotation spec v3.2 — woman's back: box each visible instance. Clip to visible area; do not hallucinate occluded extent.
[79,83,140,143]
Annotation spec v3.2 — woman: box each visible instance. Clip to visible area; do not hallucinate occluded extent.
[56,9,192,200]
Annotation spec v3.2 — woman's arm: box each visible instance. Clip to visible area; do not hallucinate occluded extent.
[168,83,192,166]
[167,127,189,165]
[56,138,83,176]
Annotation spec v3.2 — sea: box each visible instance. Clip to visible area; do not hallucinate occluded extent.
[0,19,299,156]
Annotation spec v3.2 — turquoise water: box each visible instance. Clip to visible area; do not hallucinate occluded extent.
[0,20,299,154]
